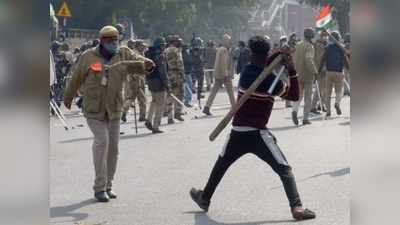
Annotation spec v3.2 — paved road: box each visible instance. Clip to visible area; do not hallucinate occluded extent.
[50,85,350,225]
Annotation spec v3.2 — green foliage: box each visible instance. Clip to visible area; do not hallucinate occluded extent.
[50,0,259,42]
[298,0,350,34]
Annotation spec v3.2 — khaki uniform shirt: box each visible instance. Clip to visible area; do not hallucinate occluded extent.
[64,46,146,121]
[294,40,318,83]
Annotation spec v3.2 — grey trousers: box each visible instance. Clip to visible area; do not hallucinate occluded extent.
[205,70,214,87]
[86,118,120,193]
[147,91,166,129]
[205,77,235,108]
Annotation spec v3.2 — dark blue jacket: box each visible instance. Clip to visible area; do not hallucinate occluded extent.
[323,43,346,72]
[145,47,170,92]
[236,47,250,74]
[182,48,192,74]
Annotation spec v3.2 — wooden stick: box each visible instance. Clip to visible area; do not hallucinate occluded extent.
[209,55,283,141]
[169,93,200,119]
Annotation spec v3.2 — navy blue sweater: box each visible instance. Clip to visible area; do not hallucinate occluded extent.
[325,43,346,72]
[145,47,170,92]
[232,63,299,129]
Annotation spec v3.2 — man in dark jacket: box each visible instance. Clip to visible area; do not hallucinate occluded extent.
[190,36,316,221]
[190,37,206,102]
[182,44,193,107]
[318,31,349,117]
[145,37,170,133]
[236,41,250,75]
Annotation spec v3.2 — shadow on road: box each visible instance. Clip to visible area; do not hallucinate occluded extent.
[271,167,350,190]
[212,106,233,111]
[192,114,224,120]
[272,106,288,111]
[299,167,350,181]
[59,132,153,144]
[268,125,298,132]
[183,211,295,225]
[50,199,95,223]
[339,121,350,126]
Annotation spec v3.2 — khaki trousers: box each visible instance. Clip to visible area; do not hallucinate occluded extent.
[86,118,120,193]
[293,78,313,120]
[147,91,166,129]
[166,84,184,119]
[205,77,235,108]
[325,71,344,113]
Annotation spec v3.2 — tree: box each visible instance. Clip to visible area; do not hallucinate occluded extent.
[298,0,350,35]
[50,0,259,43]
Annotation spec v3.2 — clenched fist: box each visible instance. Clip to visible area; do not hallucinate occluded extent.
[144,58,155,73]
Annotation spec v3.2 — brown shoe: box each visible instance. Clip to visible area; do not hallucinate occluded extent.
[291,207,316,220]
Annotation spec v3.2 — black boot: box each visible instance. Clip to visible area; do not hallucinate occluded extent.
[334,103,342,115]
[152,128,164,134]
[168,118,175,124]
[121,112,127,123]
[310,108,321,114]
[174,114,185,121]
[144,120,153,131]
[190,188,210,212]
[94,191,110,202]
[291,111,299,125]
[202,106,212,116]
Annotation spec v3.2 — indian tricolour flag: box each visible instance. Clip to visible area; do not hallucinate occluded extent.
[316,5,334,29]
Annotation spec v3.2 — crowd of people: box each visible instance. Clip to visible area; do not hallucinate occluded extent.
[50,27,254,133]
[49,24,350,221]
[50,25,350,130]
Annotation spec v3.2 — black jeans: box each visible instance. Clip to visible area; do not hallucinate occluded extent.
[203,129,302,208]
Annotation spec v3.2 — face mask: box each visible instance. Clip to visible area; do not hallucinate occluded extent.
[103,42,118,55]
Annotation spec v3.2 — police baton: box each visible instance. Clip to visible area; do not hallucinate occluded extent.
[168,93,200,119]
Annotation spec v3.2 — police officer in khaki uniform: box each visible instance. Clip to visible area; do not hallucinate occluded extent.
[311,30,329,114]
[203,34,236,116]
[165,35,185,123]
[204,40,217,91]
[63,25,155,202]
[292,28,318,125]
[121,39,148,122]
